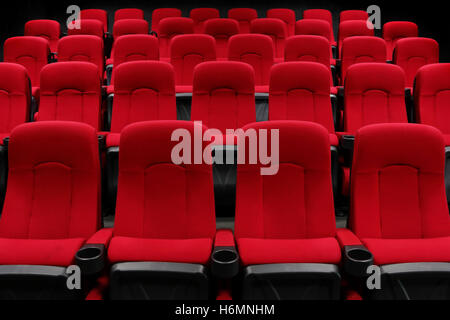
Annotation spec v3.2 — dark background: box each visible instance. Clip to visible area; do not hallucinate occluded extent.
[0,0,447,60]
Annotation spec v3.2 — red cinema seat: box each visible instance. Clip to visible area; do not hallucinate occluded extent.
[235,121,341,299]
[338,20,374,58]
[67,19,105,38]
[266,8,296,37]
[228,34,274,92]
[36,62,102,131]
[24,19,60,53]
[57,35,104,77]
[151,8,182,34]
[108,121,216,300]
[114,8,144,21]
[170,34,216,92]
[3,36,50,98]
[339,10,369,22]
[228,8,258,33]
[393,37,439,89]
[0,121,107,299]
[81,9,108,33]
[250,18,287,61]
[189,8,220,33]
[303,9,336,45]
[109,19,149,65]
[383,21,418,60]
[204,18,239,59]
[348,123,450,299]
[158,17,194,59]
[340,36,387,85]
[191,61,256,139]
[295,19,333,44]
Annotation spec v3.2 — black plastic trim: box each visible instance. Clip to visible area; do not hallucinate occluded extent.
[343,245,374,277]
[75,244,105,276]
[211,246,239,279]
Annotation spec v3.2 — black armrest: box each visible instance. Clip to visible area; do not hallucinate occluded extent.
[330,65,337,87]
[106,65,113,86]
[75,244,105,276]
[332,45,337,59]
[211,246,239,279]
[339,135,355,151]
[106,93,114,131]
[97,134,106,156]
[343,245,374,278]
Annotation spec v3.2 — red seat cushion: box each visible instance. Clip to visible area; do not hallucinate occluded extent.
[237,238,341,266]
[0,238,85,266]
[362,237,450,265]
[108,236,213,265]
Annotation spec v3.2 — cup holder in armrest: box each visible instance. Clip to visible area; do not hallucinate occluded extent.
[75,244,105,276]
[340,135,355,151]
[211,247,239,279]
[344,245,374,278]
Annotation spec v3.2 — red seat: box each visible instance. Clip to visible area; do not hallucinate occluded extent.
[170,34,216,91]
[3,36,50,98]
[383,21,418,60]
[189,8,220,33]
[250,18,287,61]
[393,37,439,89]
[24,19,60,53]
[57,35,104,77]
[114,8,144,21]
[340,36,387,85]
[204,18,239,59]
[266,8,296,37]
[338,20,374,58]
[295,19,333,44]
[36,62,102,131]
[81,9,108,33]
[107,121,216,299]
[339,10,369,22]
[269,62,337,146]
[228,8,258,33]
[235,121,341,299]
[303,9,335,45]
[228,34,274,92]
[67,19,104,38]
[108,61,177,147]
[109,19,149,65]
[191,61,256,137]
[151,8,182,34]
[0,63,31,142]
[349,123,450,299]
[158,17,194,59]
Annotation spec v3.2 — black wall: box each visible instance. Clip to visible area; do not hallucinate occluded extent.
[0,0,448,60]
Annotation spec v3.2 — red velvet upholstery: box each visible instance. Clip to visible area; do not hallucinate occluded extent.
[343,63,407,134]
[414,63,450,144]
[57,35,104,76]
[81,9,108,33]
[267,9,296,37]
[340,36,387,84]
[170,34,216,89]
[158,17,194,58]
[191,61,255,134]
[204,18,239,59]
[228,8,258,33]
[350,123,450,265]
[295,19,333,43]
[67,19,104,38]
[0,63,31,139]
[37,62,102,131]
[114,8,144,21]
[338,20,374,58]
[151,8,182,33]
[303,9,335,43]
[112,18,148,40]
[24,19,60,53]
[235,121,339,266]
[0,121,101,266]
[383,21,418,60]
[4,36,50,90]
[284,35,334,90]
[250,18,287,60]
[228,34,274,90]
[108,121,216,264]
[393,37,439,88]
[189,8,220,33]
[339,10,369,22]
[108,61,177,147]
[269,62,336,145]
